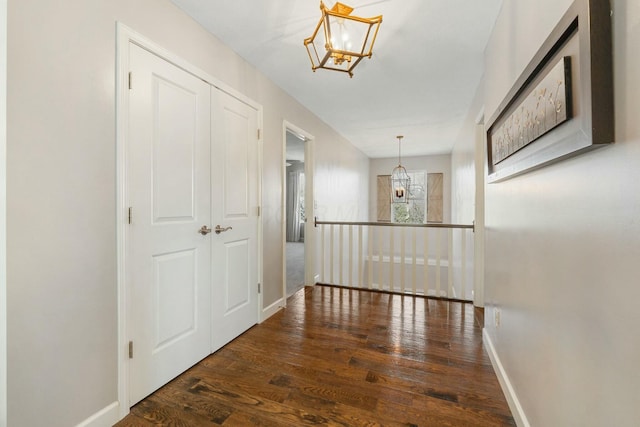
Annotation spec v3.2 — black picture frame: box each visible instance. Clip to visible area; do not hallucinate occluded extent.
[486,0,613,183]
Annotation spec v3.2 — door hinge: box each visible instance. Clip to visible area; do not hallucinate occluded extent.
[128,71,132,90]
[128,207,132,224]
[128,341,133,359]
[257,129,261,139]
[257,206,261,217]
[258,283,261,293]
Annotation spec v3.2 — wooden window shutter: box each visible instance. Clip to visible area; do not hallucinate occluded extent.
[376,175,391,222]
[427,173,443,223]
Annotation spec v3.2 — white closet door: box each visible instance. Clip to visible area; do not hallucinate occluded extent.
[210,87,260,352]
[128,44,211,405]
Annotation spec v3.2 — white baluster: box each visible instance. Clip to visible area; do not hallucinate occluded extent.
[389,226,395,292]
[358,225,363,288]
[339,225,344,285]
[448,228,453,298]
[377,226,383,290]
[436,228,441,297]
[320,224,325,283]
[412,227,417,295]
[424,227,429,296]
[368,225,373,289]
[348,225,353,287]
[400,227,406,293]
[461,228,467,300]
[330,224,334,284]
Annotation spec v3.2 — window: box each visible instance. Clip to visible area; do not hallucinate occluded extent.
[392,170,426,224]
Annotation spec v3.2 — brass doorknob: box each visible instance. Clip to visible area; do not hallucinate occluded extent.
[198,225,212,235]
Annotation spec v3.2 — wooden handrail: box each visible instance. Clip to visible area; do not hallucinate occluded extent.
[314,217,474,230]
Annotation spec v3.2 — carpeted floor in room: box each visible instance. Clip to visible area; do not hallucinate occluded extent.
[286,241,305,297]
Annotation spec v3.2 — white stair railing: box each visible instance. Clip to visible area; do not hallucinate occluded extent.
[315,219,474,301]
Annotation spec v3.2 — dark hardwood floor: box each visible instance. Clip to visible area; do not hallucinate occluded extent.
[115,285,515,426]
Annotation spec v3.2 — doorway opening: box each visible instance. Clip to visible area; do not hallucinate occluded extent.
[283,123,314,301]
[285,131,306,297]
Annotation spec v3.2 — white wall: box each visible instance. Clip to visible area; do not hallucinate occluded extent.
[315,144,369,222]
[450,83,484,305]
[483,0,640,425]
[369,155,451,223]
[451,84,483,225]
[7,0,368,425]
[0,1,6,425]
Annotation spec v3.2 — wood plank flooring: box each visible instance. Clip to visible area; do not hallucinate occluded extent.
[115,285,514,426]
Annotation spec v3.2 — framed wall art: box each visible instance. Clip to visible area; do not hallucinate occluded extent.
[486,0,613,183]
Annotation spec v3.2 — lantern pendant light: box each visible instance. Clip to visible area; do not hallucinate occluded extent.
[304,1,383,78]
[391,135,410,204]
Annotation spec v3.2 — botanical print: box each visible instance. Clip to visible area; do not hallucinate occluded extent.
[491,56,571,165]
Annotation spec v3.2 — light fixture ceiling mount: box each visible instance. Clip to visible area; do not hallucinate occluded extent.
[304,1,382,78]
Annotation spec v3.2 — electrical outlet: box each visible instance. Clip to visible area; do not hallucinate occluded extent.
[494,309,501,328]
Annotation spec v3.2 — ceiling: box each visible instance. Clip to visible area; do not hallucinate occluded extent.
[171,0,503,158]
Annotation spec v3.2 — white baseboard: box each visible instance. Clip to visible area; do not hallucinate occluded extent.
[483,329,530,427]
[75,401,120,427]
[261,297,284,322]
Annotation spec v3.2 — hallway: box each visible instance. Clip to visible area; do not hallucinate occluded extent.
[116,286,514,426]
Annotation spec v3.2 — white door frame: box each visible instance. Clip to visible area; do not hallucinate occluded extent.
[0,1,7,424]
[282,121,315,305]
[474,108,485,308]
[116,23,263,418]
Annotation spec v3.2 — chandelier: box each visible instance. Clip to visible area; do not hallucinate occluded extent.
[391,136,410,204]
[304,1,382,78]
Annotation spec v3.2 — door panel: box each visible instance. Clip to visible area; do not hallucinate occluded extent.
[128,44,211,405]
[211,88,259,351]
[153,77,198,222]
[223,109,250,218]
[224,239,250,312]
[153,249,196,351]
